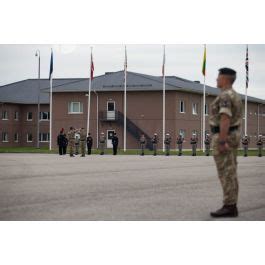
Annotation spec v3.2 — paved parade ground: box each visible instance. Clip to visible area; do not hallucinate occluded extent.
[0,153,264,221]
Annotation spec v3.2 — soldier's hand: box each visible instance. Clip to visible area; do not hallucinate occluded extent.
[218,142,230,154]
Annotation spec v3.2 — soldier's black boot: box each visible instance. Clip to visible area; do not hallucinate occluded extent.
[210,204,238,218]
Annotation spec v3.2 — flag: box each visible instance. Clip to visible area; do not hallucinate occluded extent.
[162,45,165,76]
[90,52,94,80]
[49,50,53,80]
[124,46,127,71]
[245,45,249,89]
[202,45,206,76]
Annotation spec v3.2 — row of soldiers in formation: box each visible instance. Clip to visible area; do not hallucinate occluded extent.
[57,127,264,157]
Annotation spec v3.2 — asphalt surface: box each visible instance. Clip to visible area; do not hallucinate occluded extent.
[0,153,264,221]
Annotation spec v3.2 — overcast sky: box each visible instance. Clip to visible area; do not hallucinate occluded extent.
[0,44,264,100]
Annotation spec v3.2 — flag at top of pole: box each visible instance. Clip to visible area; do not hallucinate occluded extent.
[124,45,127,152]
[90,51,94,80]
[202,45,206,76]
[245,45,249,89]
[49,49,53,150]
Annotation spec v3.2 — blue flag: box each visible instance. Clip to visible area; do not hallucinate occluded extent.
[49,50,53,80]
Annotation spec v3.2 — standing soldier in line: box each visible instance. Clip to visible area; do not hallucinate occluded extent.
[204,133,211,156]
[209,68,242,218]
[67,126,76,157]
[256,135,263,157]
[242,135,249,157]
[190,133,198,156]
[74,133,80,155]
[139,134,146,156]
[164,133,171,156]
[112,132,119,155]
[79,128,86,157]
[86,133,93,155]
[151,133,159,156]
[57,128,68,155]
[176,134,184,156]
[99,132,106,155]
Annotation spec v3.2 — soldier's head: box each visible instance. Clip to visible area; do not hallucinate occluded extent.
[101,132,104,135]
[217,68,237,89]
[114,132,116,136]
[154,133,157,136]
[88,132,91,136]
[70,126,73,130]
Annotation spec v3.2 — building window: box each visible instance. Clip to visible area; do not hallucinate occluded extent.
[179,100,185,113]
[14,133,19,142]
[68,102,83,114]
[27,133,33,142]
[39,111,50,121]
[205,104,209,115]
[39,133,50,142]
[192,103,198,115]
[2,132,8,142]
[27,112,33,121]
[2,111,8,120]
[14,111,19,120]
[179,129,186,138]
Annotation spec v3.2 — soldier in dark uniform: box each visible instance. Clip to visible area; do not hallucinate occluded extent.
[112,132,119,155]
[242,135,249,157]
[176,134,184,156]
[86,133,93,155]
[151,133,159,156]
[190,134,198,156]
[256,135,263,157]
[57,128,68,155]
[164,133,171,156]
[204,133,211,156]
[139,134,146,156]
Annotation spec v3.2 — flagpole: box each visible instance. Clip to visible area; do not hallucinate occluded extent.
[87,47,92,136]
[162,45,166,152]
[49,49,53,151]
[124,45,127,152]
[244,45,248,136]
[202,44,206,152]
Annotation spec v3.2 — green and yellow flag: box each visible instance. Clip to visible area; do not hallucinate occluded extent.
[202,45,206,76]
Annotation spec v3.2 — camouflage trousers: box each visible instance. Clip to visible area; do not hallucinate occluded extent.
[69,140,75,156]
[165,144,170,155]
[153,143,157,155]
[140,143,145,155]
[258,146,263,157]
[243,146,248,156]
[99,142,105,155]
[80,140,85,156]
[192,144,197,155]
[205,144,210,156]
[212,131,240,205]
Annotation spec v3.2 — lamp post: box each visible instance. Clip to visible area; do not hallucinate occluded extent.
[35,50,40,148]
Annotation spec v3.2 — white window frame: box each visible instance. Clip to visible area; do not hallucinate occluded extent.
[27,112,33,121]
[39,133,50,142]
[14,111,19,120]
[39,111,50,121]
[68,102,83,114]
[179,129,186,138]
[14,132,19,142]
[192,103,198,115]
[2,132,8,142]
[27,133,33,142]
[179,100,185,114]
[2,111,8,120]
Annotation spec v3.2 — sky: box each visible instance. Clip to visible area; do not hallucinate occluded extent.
[0,44,264,100]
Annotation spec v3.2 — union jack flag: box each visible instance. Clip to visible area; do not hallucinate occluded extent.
[245,45,249,89]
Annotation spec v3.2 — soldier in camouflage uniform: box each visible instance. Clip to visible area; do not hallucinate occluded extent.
[190,134,198,156]
[79,128,86,157]
[209,68,243,218]
[99,132,106,155]
[139,134,146,156]
[67,126,76,157]
[176,134,184,156]
[151,133,159,156]
[164,133,171,156]
[204,134,211,156]
[241,135,249,157]
[74,133,80,155]
[256,135,263,157]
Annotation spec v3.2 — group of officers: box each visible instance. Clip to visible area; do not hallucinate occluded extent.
[57,128,264,157]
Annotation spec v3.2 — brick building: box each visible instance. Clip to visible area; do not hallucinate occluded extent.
[0,71,264,149]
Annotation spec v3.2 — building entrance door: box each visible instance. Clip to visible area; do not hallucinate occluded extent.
[107,130,115,148]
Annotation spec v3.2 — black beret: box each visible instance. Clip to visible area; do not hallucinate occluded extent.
[218,67,237,76]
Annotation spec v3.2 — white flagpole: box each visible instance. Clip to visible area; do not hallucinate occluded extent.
[162,45,166,152]
[202,44,206,153]
[49,74,53,151]
[244,45,248,136]
[87,47,92,136]
[124,45,127,152]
